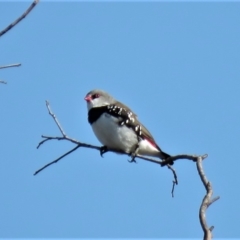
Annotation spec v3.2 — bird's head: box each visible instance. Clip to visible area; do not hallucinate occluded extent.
[84,89,115,110]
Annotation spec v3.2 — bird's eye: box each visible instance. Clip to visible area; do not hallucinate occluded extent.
[92,93,100,99]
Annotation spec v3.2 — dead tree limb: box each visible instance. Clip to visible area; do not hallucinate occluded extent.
[35,101,219,237]
[197,156,220,240]
[0,0,39,37]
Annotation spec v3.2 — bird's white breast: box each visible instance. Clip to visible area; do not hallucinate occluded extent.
[92,113,138,153]
[91,113,161,158]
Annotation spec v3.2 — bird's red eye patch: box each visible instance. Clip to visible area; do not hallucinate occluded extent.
[84,93,100,102]
[92,93,100,99]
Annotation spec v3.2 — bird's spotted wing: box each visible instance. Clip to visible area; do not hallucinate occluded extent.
[88,101,170,160]
[106,101,160,150]
[106,101,137,125]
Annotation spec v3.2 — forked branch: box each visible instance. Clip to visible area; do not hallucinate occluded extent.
[35,101,219,239]
[36,101,193,196]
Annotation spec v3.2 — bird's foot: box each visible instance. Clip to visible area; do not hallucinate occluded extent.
[128,145,139,163]
[100,146,108,158]
[128,157,137,163]
[128,154,137,163]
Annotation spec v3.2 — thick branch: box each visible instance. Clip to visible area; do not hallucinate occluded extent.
[197,156,220,240]
[0,0,39,37]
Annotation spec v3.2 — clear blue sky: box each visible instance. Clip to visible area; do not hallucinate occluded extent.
[1,1,240,238]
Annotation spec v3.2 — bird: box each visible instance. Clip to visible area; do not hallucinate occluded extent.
[84,89,172,164]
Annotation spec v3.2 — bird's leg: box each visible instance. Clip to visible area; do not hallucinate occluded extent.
[100,146,108,158]
[128,144,139,163]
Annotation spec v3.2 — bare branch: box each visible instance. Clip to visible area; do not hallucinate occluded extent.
[37,134,200,166]
[37,135,99,150]
[34,145,81,176]
[208,196,220,207]
[167,164,178,197]
[197,156,220,240]
[36,134,200,168]
[46,101,67,137]
[0,0,39,37]
[0,63,21,69]
[36,101,220,239]
[0,63,21,84]
[35,100,197,200]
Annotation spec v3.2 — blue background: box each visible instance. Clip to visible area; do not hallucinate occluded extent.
[1,1,240,238]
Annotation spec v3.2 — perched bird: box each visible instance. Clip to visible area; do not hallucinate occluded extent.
[84,89,172,164]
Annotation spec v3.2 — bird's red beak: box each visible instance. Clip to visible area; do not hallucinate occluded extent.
[84,95,92,102]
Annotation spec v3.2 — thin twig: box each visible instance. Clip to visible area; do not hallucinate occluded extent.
[167,164,178,197]
[0,63,21,84]
[0,0,39,37]
[46,101,67,137]
[196,156,220,240]
[34,145,81,176]
[37,135,81,149]
[0,63,21,69]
